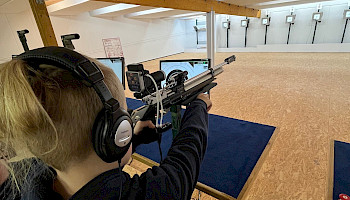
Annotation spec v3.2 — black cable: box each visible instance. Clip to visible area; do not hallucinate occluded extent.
[158,140,163,162]
[157,128,163,162]
[312,21,318,44]
[341,19,348,43]
[245,17,248,48]
[245,26,248,47]
[264,25,268,45]
[287,23,292,44]
[226,25,229,48]
[196,19,199,45]
[118,160,122,200]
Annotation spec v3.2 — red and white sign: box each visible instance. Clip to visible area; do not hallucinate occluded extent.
[102,37,124,58]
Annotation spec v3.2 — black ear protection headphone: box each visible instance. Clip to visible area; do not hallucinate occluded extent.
[16,46,133,163]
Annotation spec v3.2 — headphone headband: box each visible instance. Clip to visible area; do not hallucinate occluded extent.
[17,46,101,85]
[16,46,117,110]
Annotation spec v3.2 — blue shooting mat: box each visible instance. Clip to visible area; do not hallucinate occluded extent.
[333,140,350,200]
[127,98,276,198]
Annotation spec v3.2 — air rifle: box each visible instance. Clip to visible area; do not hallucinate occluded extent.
[127,55,236,132]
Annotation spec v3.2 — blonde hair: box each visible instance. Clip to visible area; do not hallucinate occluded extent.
[0,57,126,195]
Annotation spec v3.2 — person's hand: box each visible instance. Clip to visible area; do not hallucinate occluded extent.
[197,93,212,112]
[134,120,155,135]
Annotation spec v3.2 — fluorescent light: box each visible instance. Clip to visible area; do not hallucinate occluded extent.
[169,12,204,19]
[127,7,173,17]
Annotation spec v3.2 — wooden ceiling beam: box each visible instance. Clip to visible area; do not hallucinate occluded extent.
[28,0,58,46]
[45,0,64,6]
[93,0,261,17]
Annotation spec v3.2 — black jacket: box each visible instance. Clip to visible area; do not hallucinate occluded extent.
[2,99,208,200]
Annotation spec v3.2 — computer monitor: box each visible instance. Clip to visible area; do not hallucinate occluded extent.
[97,57,125,89]
[160,59,210,86]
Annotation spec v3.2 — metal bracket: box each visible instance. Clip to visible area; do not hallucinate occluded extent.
[36,0,45,4]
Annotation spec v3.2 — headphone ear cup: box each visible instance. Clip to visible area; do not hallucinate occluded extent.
[92,109,109,161]
[92,108,133,163]
[107,115,133,161]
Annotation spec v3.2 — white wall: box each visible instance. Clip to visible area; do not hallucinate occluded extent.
[215,0,350,48]
[184,16,207,49]
[183,0,350,50]
[51,14,186,64]
[0,1,186,64]
[0,1,43,63]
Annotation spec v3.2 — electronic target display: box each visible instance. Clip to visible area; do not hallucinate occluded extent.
[262,17,270,25]
[312,12,323,22]
[160,59,210,86]
[286,15,296,23]
[344,9,350,19]
[241,19,249,27]
[97,57,125,89]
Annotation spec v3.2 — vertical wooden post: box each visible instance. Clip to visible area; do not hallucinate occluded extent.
[28,0,58,46]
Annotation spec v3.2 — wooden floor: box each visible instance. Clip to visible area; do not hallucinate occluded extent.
[123,52,350,199]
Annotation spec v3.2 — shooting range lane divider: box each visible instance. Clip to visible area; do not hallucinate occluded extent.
[126,98,277,199]
[287,23,292,44]
[342,18,349,43]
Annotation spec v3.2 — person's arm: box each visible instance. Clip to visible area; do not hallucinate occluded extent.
[128,95,211,199]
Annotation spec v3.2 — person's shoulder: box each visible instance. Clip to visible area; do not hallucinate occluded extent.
[70,169,133,200]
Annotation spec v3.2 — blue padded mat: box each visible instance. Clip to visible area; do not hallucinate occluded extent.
[127,98,276,198]
[333,141,350,200]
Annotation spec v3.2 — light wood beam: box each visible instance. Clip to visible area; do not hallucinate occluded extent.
[45,0,64,6]
[93,0,261,18]
[28,0,58,46]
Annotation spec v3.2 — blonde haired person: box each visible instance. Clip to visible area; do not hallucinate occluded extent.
[0,47,212,200]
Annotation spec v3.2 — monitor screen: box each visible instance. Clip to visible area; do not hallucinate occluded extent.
[313,14,320,20]
[160,59,210,86]
[97,57,125,89]
[241,20,248,27]
[262,18,269,25]
[345,10,350,18]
